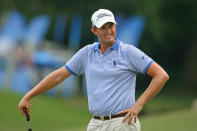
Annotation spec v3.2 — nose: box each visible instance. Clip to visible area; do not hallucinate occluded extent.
[105,27,111,34]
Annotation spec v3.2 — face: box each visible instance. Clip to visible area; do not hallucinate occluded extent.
[91,22,116,45]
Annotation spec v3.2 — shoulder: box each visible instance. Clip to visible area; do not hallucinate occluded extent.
[80,42,98,51]
[120,41,137,49]
[119,41,141,56]
[75,42,96,55]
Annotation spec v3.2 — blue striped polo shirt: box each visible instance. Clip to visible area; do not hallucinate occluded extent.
[65,39,154,116]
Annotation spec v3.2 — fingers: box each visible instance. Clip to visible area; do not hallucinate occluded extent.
[20,106,31,117]
[18,100,31,117]
[134,115,137,123]
[121,103,142,125]
[122,112,137,125]
[128,114,133,125]
[122,112,130,123]
[20,107,26,117]
[117,110,128,114]
[23,107,30,114]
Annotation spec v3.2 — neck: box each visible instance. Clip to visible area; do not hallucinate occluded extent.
[100,40,116,54]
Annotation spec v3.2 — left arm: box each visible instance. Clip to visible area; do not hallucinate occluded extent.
[121,62,169,124]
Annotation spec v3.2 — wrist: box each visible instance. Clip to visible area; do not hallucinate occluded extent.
[135,100,145,107]
[23,93,32,101]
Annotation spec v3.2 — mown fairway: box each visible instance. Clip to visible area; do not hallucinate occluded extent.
[0,90,196,131]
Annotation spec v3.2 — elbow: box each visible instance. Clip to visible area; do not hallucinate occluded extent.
[162,71,169,82]
[155,70,169,82]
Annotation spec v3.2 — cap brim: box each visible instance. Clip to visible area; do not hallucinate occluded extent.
[95,18,116,28]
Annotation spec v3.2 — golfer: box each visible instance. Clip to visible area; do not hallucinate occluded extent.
[19,9,169,131]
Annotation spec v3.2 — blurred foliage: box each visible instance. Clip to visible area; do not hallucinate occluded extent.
[0,0,196,90]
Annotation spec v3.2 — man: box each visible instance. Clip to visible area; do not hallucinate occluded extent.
[19,9,169,131]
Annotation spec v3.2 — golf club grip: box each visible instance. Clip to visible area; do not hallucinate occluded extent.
[23,108,30,121]
[28,128,32,131]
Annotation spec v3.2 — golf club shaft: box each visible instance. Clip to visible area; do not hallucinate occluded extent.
[23,108,32,131]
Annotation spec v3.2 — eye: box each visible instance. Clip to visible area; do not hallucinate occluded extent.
[100,26,106,30]
[109,23,114,28]
[101,26,105,29]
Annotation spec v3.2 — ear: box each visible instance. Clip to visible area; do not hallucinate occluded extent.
[91,27,97,35]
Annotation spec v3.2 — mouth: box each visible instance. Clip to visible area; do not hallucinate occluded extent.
[105,34,113,39]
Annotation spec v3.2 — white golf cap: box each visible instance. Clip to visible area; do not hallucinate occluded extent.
[91,9,116,28]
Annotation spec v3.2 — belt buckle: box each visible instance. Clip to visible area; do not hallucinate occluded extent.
[100,116,104,120]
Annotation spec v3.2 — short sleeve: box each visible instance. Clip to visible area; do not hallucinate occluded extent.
[65,46,87,75]
[125,45,154,74]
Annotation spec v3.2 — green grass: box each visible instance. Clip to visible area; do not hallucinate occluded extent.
[0,90,91,131]
[0,90,197,131]
[141,109,197,131]
[142,94,195,114]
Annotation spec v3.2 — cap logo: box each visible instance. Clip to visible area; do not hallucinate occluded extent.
[96,13,112,21]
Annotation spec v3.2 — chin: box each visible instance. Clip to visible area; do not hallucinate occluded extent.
[106,37,114,41]
[105,40,115,44]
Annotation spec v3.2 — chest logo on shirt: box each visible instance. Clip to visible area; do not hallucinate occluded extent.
[113,60,116,66]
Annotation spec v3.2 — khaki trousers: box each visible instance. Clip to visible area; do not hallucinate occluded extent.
[87,117,141,131]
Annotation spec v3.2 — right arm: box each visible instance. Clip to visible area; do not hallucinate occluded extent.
[18,66,71,116]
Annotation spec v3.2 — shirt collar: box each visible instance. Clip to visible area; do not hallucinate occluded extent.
[93,38,120,51]
[93,43,99,50]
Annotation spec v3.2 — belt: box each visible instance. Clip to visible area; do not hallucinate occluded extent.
[93,113,127,120]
